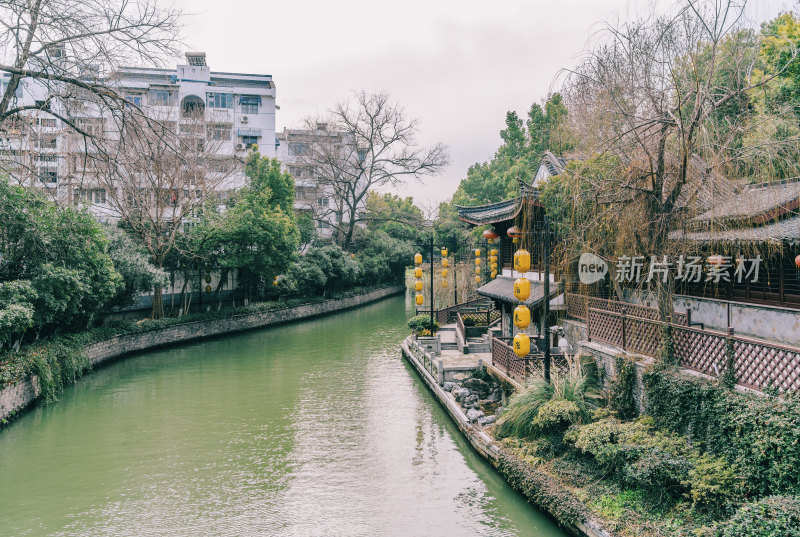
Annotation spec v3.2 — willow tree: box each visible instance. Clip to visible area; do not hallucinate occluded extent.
[558,0,799,323]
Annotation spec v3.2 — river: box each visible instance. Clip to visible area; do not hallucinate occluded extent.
[0,295,566,537]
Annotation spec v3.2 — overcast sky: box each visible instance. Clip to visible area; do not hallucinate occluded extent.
[169,0,793,208]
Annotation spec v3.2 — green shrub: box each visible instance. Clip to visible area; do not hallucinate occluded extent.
[566,417,739,508]
[713,496,800,537]
[533,399,582,434]
[643,369,800,497]
[407,314,438,335]
[607,356,638,419]
[689,455,741,514]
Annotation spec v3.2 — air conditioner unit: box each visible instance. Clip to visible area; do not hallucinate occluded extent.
[241,116,248,123]
[235,143,246,151]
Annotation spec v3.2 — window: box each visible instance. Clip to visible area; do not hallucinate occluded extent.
[37,118,56,128]
[75,118,103,136]
[208,124,231,140]
[74,188,105,205]
[149,89,175,106]
[288,142,309,156]
[125,94,143,106]
[317,220,330,229]
[38,169,57,183]
[36,135,57,149]
[206,92,233,109]
[209,160,232,173]
[241,135,258,148]
[239,95,261,115]
[317,197,329,207]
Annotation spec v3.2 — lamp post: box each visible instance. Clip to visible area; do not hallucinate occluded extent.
[414,236,436,332]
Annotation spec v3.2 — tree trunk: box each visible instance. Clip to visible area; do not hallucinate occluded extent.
[152,285,165,319]
[213,268,229,311]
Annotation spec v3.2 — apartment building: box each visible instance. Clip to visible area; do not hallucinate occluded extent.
[276,124,368,241]
[0,52,276,221]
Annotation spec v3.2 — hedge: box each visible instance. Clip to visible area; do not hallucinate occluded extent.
[643,368,800,497]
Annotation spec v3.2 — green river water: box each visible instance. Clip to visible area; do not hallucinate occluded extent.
[0,295,566,537]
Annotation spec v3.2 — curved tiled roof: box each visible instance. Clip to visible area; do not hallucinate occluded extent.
[476,276,561,307]
[690,178,800,226]
[454,184,541,225]
[670,214,800,246]
[454,197,522,225]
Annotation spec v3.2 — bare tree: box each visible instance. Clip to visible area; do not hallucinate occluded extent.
[300,91,449,249]
[92,111,239,319]
[559,0,798,319]
[0,0,182,181]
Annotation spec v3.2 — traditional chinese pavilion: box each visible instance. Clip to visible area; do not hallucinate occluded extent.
[455,181,560,340]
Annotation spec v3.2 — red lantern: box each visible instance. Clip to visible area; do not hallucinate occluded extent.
[795,255,800,269]
[507,226,522,243]
[483,229,499,242]
[708,255,723,266]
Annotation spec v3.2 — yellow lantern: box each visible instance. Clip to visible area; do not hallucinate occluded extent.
[442,258,449,268]
[489,255,497,263]
[514,249,531,273]
[414,280,423,292]
[491,270,498,279]
[415,293,424,306]
[475,276,481,284]
[475,266,481,275]
[442,280,448,288]
[441,247,448,257]
[414,267,423,278]
[513,278,531,301]
[475,258,481,266]
[414,253,423,265]
[490,262,498,270]
[514,305,531,329]
[513,333,530,357]
[441,268,448,278]
[490,249,498,256]
[475,249,481,257]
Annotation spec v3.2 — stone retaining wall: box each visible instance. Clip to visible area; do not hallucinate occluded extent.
[401,337,613,537]
[1,285,404,423]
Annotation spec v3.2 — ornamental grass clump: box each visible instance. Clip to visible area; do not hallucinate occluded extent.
[495,355,601,441]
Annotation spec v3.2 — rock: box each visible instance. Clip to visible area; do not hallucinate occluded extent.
[443,382,455,392]
[452,387,470,402]
[466,408,485,423]
[477,415,497,427]
[464,394,479,408]
[464,378,490,396]
[495,406,504,417]
[486,389,502,403]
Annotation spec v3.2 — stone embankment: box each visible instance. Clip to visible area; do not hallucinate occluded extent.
[0,286,404,424]
[401,336,613,537]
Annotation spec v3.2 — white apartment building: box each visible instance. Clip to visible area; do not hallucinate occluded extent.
[276,124,367,241]
[0,52,276,221]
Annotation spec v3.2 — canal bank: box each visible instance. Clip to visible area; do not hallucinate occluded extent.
[0,294,568,537]
[0,285,404,425]
[400,336,613,537]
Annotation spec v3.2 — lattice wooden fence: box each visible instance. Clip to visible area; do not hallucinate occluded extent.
[586,306,800,393]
